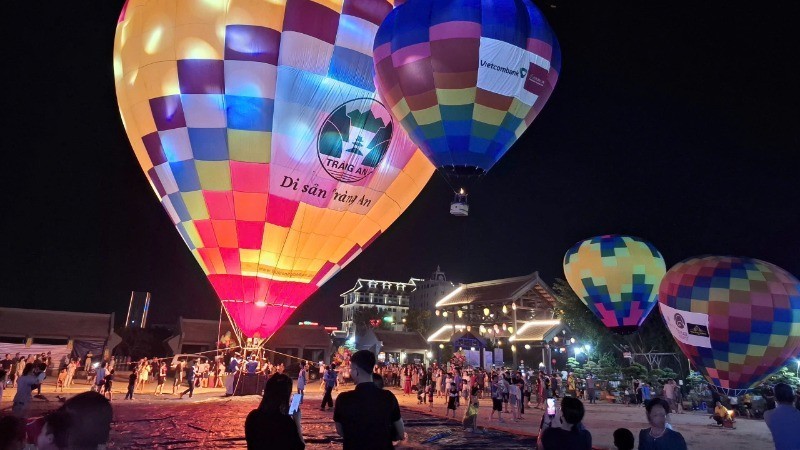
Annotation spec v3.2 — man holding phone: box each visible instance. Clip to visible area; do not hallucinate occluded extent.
[334,350,404,449]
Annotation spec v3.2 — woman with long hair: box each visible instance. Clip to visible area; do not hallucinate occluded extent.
[538,396,592,450]
[245,373,304,450]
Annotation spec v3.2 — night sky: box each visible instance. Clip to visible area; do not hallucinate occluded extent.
[5,2,798,329]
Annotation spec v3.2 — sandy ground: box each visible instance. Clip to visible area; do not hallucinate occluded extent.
[1,374,775,449]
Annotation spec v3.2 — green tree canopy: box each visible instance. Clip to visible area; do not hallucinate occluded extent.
[404,308,431,336]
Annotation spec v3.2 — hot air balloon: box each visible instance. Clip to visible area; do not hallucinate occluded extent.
[659,256,800,393]
[372,0,561,215]
[563,235,667,334]
[113,0,433,340]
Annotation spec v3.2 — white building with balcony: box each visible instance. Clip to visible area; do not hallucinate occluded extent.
[340,278,421,335]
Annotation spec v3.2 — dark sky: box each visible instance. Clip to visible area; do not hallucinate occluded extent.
[5,2,798,329]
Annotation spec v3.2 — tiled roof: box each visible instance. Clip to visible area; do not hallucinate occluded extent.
[435,272,556,307]
[0,307,113,340]
[426,324,512,343]
[509,320,565,342]
[373,330,428,353]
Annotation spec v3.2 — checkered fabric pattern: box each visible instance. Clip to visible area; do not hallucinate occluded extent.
[659,256,800,391]
[114,0,433,339]
[563,235,666,333]
[372,0,560,183]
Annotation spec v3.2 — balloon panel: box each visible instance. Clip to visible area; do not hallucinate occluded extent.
[115,0,433,339]
[372,0,560,179]
[659,256,800,390]
[563,235,666,331]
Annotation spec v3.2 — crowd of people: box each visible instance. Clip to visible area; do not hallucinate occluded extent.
[4,348,800,449]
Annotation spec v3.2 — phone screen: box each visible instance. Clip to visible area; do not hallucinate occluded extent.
[288,393,301,415]
[546,398,556,416]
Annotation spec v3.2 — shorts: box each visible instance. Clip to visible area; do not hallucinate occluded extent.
[447,397,457,410]
[510,395,518,406]
[503,393,509,403]
[158,376,165,385]
[492,398,503,411]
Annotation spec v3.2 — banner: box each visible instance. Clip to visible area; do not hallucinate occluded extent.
[659,303,711,348]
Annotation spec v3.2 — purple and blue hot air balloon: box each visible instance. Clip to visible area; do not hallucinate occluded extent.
[373,0,561,207]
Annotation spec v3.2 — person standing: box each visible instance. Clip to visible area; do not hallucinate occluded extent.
[155,361,167,395]
[125,371,136,400]
[12,363,38,417]
[638,398,687,450]
[320,363,337,411]
[172,358,185,394]
[538,397,592,450]
[245,373,304,450]
[297,363,308,404]
[585,375,596,404]
[764,383,800,450]
[489,374,505,423]
[179,361,197,399]
[65,359,76,388]
[334,350,404,449]
[93,362,107,393]
[103,368,114,401]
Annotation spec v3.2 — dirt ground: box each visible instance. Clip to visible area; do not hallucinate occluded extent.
[1,374,775,449]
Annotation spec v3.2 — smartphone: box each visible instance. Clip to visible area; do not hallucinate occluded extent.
[288,393,302,415]
[546,398,556,416]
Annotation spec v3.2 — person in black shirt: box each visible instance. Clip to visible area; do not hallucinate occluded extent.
[538,396,592,450]
[334,350,404,449]
[245,373,304,450]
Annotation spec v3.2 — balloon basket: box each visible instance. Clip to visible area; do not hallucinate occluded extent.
[450,192,469,216]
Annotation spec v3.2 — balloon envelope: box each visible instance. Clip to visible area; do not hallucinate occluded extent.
[563,235,666,334]
[659,256,800,391]
[114,0,433,339]
[372,0,561,186]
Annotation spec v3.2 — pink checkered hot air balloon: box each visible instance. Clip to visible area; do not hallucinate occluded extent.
[659,256,800,392]
[114,0,433,339]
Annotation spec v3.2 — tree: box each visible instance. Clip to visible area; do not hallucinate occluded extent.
[404,308,431,336]
[352,306,387,334]
[552,279,618,357]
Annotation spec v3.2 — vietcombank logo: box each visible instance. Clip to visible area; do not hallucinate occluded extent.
[480,59,527,78]
[317,98,393,183]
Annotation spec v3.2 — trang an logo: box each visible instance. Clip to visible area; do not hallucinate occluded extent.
[317,98,393,183]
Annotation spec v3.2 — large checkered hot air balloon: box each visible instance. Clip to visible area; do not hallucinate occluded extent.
[372,0,560,215]
[563,235,667,334]
[113,0,434,339]
[659,256,800,392]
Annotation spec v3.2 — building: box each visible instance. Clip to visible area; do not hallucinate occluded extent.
[163,316,236,355]
[428,271,563,369]
[409,266,456,311]
[340,278,422,335]
[0,307,122,369]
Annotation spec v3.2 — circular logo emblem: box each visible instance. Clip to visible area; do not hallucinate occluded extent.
[317,98,394,183]
[674,313,685,329]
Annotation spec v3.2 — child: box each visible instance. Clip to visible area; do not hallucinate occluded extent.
[417,383,424,405]
[125,371,136,400]
[447,382,459,418]
[463,386,480,432]
[427,380,435,411]
[56,368,67,392]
